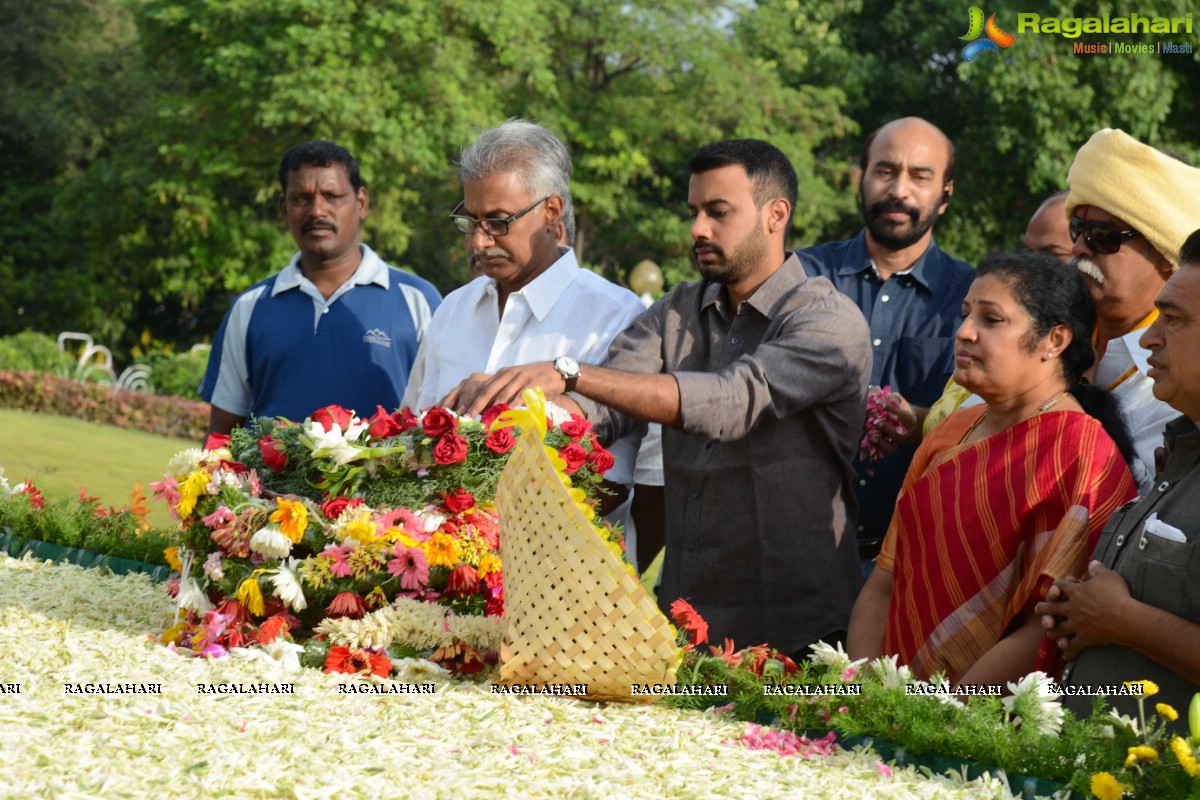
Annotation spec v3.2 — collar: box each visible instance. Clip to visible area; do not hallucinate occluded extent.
[272,244,389,296]
[1097,309,1158,376]
[833,229,939,291]
[700,253,808,318]
[479,247,580,322]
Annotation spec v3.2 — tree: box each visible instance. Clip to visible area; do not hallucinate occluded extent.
[748,0,1199,262]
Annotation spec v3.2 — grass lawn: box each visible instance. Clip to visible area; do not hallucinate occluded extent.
[0,408,195,529]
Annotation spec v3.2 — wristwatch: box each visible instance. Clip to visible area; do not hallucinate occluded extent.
[553,356,580,393]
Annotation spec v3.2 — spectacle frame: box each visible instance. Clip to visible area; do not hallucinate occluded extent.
[449,196,550,237]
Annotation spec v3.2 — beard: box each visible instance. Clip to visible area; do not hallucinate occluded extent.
[1070,255,1106,285]
[860,192,939,251]
[694,223,769,286]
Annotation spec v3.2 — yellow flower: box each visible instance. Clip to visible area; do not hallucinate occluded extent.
[160,623,186,646]
[1124,744,1158,767]
[236,577,265,616]
[424,532,462,567]
[476,553,501,579]
[340,510,382,544]
[1157,703,1179,722]
[175,469,210,518]
[1125,679,1159,697]
[270,498,308,543]
[1090,771,1132,800]
[164,547,182,573]
[1171,737,1200,778]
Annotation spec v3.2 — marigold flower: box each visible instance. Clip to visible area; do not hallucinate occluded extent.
[1156,702,1179,722]
[1125,679,1159,697]
[270,498,309,543]
[1091,771,1133,800]
[1124,744,1158,768]
[235,577,265,617]
[476,553,502,579]
[164,547,183,573]
[424,532,462,567]
[1171,736,1200,777]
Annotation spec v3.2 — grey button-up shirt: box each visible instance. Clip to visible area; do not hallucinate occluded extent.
[579,254,870,653]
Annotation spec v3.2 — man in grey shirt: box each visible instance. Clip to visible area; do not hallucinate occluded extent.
[447,139,870,656]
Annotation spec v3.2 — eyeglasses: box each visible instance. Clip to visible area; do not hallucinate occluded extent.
[1069,217,1143,255]
[449,196,549,237]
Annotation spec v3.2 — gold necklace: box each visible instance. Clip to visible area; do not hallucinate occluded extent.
[963,391,1069,442]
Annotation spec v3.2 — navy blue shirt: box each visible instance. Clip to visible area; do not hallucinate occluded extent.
[797,230,974,544]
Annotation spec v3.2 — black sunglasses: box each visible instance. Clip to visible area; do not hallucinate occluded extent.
[1069,217,1143,255]
[449,196,549,237]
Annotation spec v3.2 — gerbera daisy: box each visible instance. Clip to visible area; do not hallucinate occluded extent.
[324,645,391,678]
[387,545,429,591]
[326,591,368,619]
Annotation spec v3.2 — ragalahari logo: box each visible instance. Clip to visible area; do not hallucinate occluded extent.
[960,7,1016,61]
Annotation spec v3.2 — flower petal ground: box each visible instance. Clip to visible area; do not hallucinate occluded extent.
[0,554,1020,799]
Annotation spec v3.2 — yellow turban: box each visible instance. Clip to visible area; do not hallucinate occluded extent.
[1065,128,1200,269]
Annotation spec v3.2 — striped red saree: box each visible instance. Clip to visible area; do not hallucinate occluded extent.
[876,406,1136,682]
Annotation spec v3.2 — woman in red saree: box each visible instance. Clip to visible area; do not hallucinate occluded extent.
[847,252,1137,685]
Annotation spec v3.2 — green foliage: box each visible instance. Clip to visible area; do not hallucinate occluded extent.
[752,0,1200,262]
[0,371,208,440]
[0,332,73,374]
[5,0,1198,353]
[144,347,210,401]
[0,488,174,567]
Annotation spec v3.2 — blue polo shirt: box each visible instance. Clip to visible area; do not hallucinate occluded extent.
[797,230,974,544]
[200,245,441,422]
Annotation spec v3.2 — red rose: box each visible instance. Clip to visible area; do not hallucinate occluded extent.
[311,404,354,432]
[433,432,469,465]
[259,434,288,473]
[422,407,459,438]
[484,427,516,454]
[586,443,615,475]
[444,488,475,514]
[446,564,479,594]
[204,432,232,451]
[393,407,419,432]
[480,403,512,430]
[559,414,592,440]
[321,496,363,520]
[367,405,402,440]
[558,443,587,473]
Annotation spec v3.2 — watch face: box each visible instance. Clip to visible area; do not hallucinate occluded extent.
[555,356,579,376]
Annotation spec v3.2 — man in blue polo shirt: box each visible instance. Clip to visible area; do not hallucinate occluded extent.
[797,117,973,575]
[200,141,441,435]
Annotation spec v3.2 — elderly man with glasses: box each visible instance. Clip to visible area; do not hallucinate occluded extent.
[403,118,656,524]
[1060,128,1200,491]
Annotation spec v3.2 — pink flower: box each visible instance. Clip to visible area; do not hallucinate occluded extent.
[202,506,235,529]
[875,762,893,777]
[387,546,430,591]
[150,476,181,520]
[320,545,355,578]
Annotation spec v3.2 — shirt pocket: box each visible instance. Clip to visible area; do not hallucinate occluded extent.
[1126,532,1198,621]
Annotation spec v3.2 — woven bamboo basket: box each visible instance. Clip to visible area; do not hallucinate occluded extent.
[495,425,678,702]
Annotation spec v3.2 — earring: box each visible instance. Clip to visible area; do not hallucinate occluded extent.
[1046,352,1055,358]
